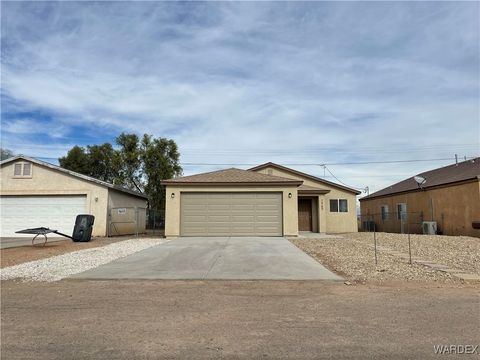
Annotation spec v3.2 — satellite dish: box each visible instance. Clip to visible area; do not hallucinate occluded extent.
[414,175,426,187]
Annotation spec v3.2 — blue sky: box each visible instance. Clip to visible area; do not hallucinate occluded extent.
[1,1,479,195]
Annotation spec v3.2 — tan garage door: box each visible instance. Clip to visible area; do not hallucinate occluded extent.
[180,192,283,236]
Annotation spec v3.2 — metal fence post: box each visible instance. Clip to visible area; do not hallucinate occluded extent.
[107,208,111,237]
[373,223,378,266]
[407,222,412,265]
[152,209,155,236]
[135,207,139,237]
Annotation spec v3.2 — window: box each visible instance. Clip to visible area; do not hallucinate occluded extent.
[14,164,22,176]
[330,199,348,213]
[381,205,389,221]
[13,162,33,178]
[330,199,338,212]
[397,203,407,220]
[23,163,31,176]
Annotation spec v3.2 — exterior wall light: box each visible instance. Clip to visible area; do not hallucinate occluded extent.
[94,196,98,202]
[171,193,175,199]
[288,193,292,198]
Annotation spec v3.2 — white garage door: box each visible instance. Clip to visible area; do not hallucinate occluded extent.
[0,196,87,237]
[181,192,283,236]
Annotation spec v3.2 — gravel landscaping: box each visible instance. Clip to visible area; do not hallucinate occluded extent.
[0,236,141,268]
[0,238,166,282]
[289,232,480,284]
[348,232,479,274]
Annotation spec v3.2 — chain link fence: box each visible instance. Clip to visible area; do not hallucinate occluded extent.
[108,207,165,237]
[146,208,165,236]
[108,207,147,237]
[358,211,443,234]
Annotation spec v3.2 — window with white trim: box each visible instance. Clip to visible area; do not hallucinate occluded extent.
[330,199,348,213]
[12,162,33,178]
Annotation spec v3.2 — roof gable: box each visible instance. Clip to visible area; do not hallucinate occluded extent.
[249,162,361,194]
[161,168,303,185]
[360,158,480,201]
[0,156,148,199]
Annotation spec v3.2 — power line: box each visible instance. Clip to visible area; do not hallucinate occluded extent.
[322,165,365,191]
[179,157,474,166]
[28,155,477,166]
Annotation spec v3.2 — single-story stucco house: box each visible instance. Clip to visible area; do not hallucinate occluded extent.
[162,162,360,238]
[360,157,480,237]
[0,156,148,238]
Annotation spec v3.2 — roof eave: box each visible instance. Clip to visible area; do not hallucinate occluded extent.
[359,176,480,201]
[161,181,303,186]
[298,190,331,195]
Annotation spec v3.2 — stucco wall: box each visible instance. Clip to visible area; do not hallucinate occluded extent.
[108,190,147,235]
[254,167,358,233]
[359,180,480,237]
[164,185,299,238]
[1,161,109,236]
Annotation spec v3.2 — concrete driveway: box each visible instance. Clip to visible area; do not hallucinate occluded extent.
[73,237,342,280]
[0,236,64,249]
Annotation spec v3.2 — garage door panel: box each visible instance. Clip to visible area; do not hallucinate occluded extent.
[181,192,282,236]
[183,215,207,222]
[231,204,255,211]
[231,216,255,223]
[208,215,231,222]
[183,204,208,211]
[256,215,280,222]
[1,196,87,237]
[208,205,230,212]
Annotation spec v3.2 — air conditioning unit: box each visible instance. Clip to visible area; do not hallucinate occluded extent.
[422,221,437,235]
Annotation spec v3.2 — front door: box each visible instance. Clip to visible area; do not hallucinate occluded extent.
[298,198,312,231]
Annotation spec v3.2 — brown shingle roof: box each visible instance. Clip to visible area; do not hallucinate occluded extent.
[360,158,480,201]
[248,162,361,194]
[161,168,303,186]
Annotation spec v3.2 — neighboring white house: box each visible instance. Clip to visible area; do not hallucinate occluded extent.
[0,156,148,237]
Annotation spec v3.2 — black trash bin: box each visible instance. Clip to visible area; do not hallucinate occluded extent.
[72,214,95,242]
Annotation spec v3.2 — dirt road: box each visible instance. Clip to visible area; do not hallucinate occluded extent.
[1,280,478,359]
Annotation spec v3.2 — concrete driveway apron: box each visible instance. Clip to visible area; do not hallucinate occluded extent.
[72,237,342,280]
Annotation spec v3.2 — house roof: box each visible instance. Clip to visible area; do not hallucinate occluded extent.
[249,162,361,195]
[0,155,148,199]
[161,168,303,186]
[360,157,480,201]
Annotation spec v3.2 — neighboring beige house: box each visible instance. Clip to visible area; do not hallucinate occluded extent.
[162,162,360,238]
[0,156,148,237]
[359,158,480,237]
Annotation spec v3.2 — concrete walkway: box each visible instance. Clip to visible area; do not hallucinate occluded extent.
[72,237,342,280]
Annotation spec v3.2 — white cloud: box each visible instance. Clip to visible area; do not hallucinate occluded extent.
[1,2,479,192]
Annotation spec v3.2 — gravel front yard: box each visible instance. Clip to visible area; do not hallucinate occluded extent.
[0,236,150,268]
[347,232,479,274]
[290,232,480,284]
[0,238,166,282]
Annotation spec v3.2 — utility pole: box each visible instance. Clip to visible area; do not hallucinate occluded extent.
[320,164,326,178]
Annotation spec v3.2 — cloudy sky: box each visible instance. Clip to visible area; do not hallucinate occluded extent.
[1,1,479,196]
